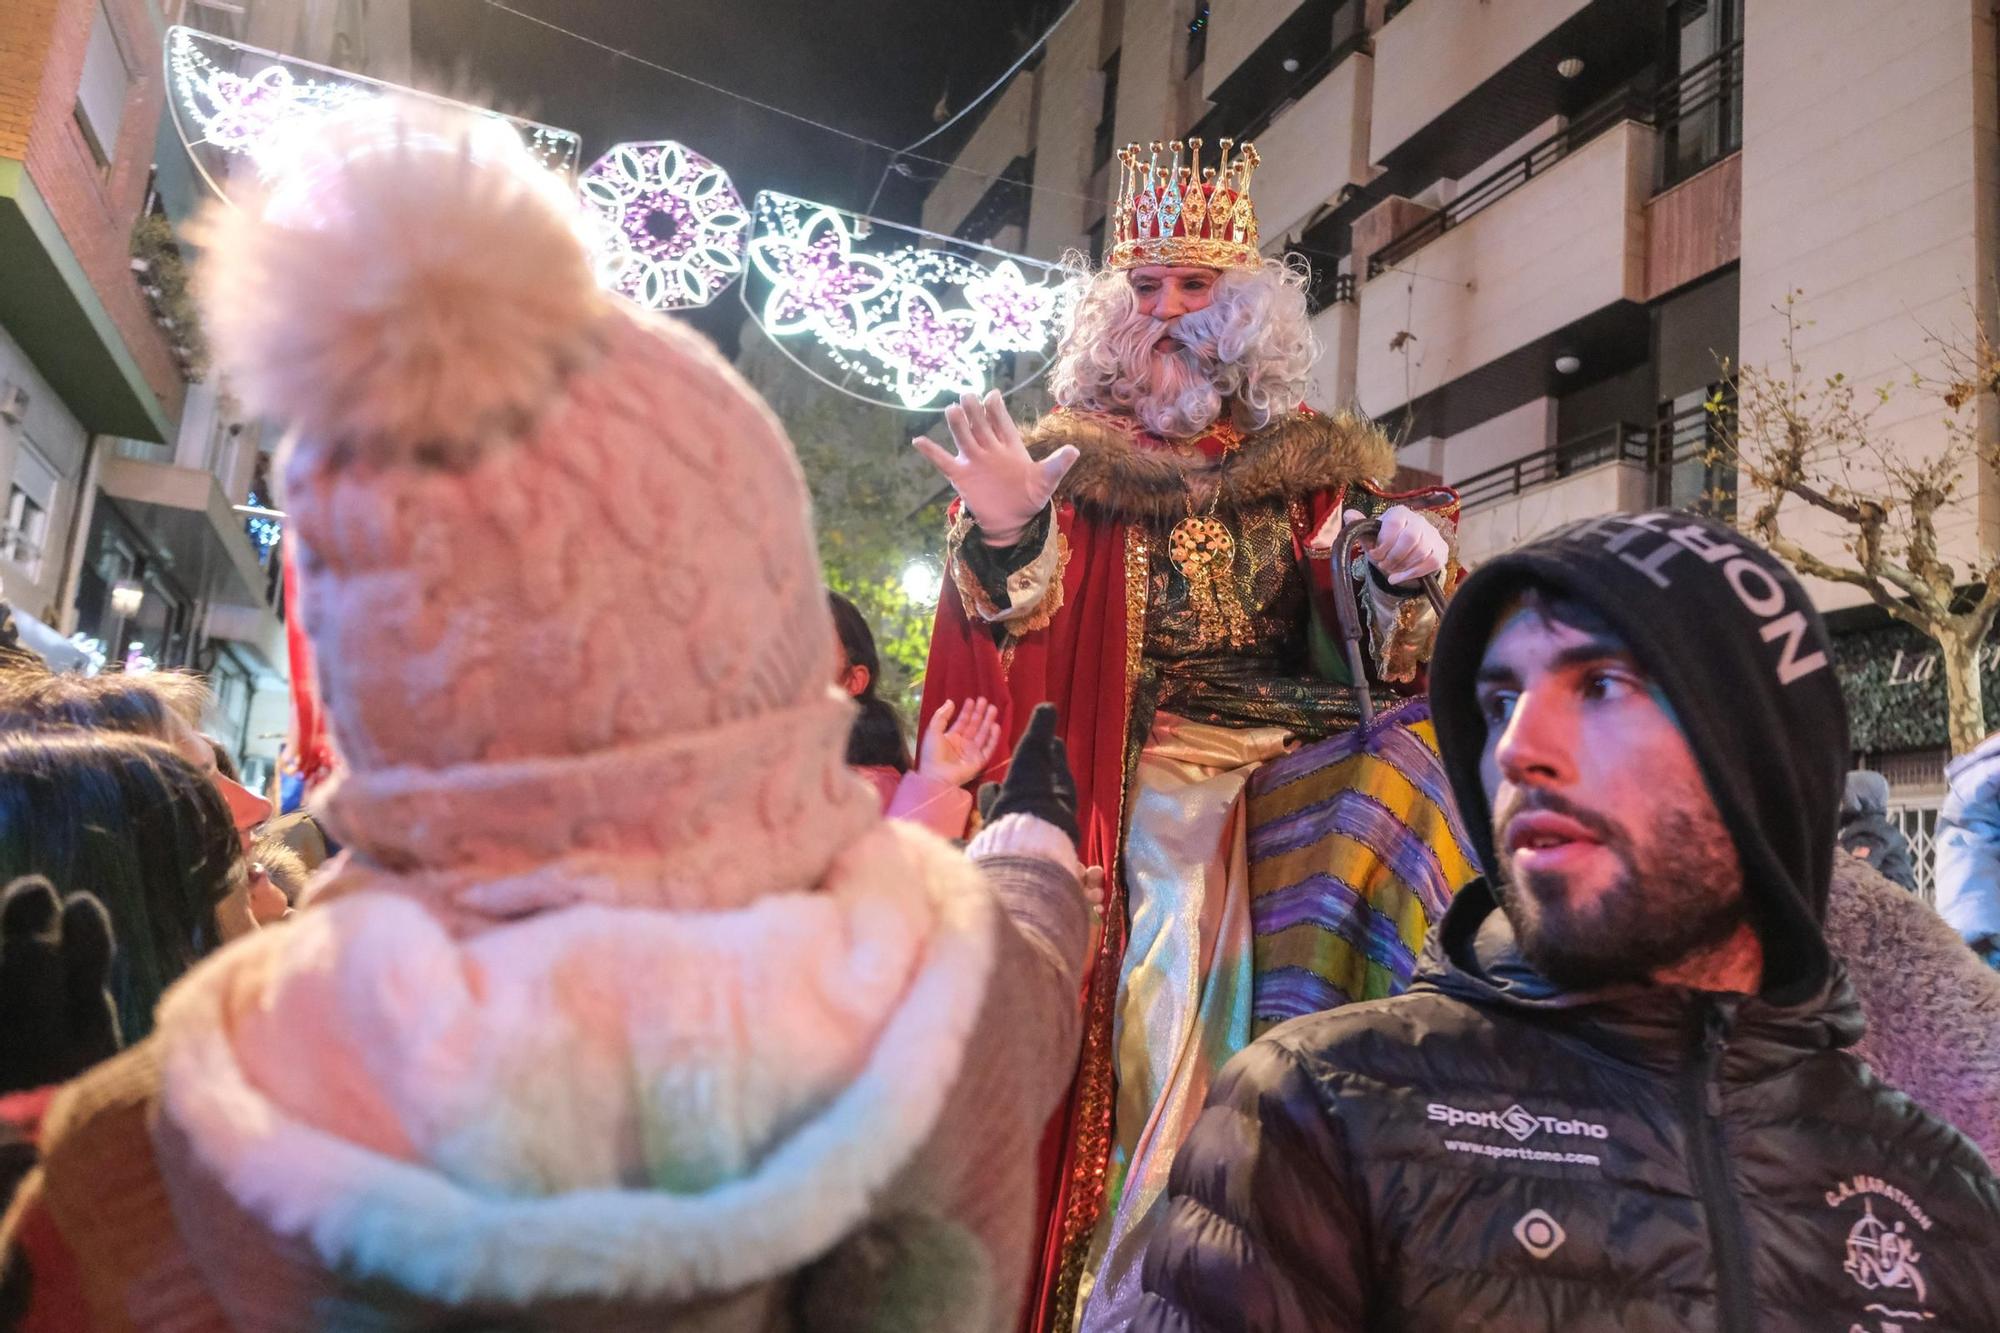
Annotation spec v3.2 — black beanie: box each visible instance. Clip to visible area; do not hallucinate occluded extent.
[1427,511,1849,1001]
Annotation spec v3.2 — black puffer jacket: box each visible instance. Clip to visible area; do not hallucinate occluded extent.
[1133,882,2000,1333]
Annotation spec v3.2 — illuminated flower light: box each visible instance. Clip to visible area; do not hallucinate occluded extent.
[166,26,582,194]
[964,260,1059,353]
[744,192,1069,411]
[868,288,986,408]
[747,205,892,347]
[580,141,747,312]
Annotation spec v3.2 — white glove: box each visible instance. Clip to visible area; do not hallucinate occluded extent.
[1310,505,1448,586]
[913,390,1079,545]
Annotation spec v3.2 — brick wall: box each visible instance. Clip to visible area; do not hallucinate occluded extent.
[5,0,184,427]
[0,0,59,160]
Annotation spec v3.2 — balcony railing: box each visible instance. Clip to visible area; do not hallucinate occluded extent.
[1652,392,1736,517]
[1307,268,1356,312]
[1455,422,1652,511]
[1657,42,1744,190]
[1368,89,1648,278]
[1454,394,1739,517]
[1367,40,1744,278]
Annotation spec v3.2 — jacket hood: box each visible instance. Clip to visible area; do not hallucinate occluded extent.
[1842,769,1890,816]
[145,818,997,1312]
[1420,881,1865,1069]
[1426,511,1849,1002]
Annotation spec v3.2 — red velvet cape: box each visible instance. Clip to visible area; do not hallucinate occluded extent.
[918,427,1357,1331]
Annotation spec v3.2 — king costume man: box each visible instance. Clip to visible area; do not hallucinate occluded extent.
[916,138,1476,1332]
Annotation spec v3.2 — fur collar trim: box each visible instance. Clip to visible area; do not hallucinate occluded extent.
[1025,408,1395,525]
[151,820,998,1306]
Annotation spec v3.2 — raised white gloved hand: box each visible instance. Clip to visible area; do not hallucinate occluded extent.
[913,389,1080,545]
[1309,505,1449,586]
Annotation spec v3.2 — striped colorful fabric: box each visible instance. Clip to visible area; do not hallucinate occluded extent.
[1244,703,1481,1032]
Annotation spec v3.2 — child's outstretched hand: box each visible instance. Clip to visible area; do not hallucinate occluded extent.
[917,697,1002,788]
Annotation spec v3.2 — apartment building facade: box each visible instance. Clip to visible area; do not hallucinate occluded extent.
[2,0,194,664]
[924,0,2000,860]
[0,0,402,778]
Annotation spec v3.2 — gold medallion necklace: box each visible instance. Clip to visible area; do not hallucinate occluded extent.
[1167,441,1235,580]
[1166,449,1256,648]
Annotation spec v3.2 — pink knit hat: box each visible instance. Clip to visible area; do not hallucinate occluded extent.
[195,103,879,917]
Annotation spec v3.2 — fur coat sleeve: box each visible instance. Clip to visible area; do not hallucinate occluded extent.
[1825,853,2000,1163]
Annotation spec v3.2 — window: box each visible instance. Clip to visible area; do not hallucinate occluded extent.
[1186,5,1210,72]
[4,442,58,582]
[73,3,131,167]
[1092,51,1121,170]
[1086,217,1107,264]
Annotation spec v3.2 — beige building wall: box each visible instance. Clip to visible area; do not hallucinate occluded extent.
[1355,120,1653,416]
[1204,0,1300,97]
[1737,0,2000,609]
[1116,0,1189,149]
[1305,297,1360,412]
[1254,53,1374,242]
[1025,0,1113,259]
[1457,456,1654,567]
[0,323,91,628]
[1369,0,1595,164]
[920,75,1037,238]
[1441,396,1557,486]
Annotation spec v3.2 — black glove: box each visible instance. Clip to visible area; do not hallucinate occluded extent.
[980,703,1079,848]
[0,877,121,1094]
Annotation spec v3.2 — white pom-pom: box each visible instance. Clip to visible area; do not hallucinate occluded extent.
[194,100,608,454]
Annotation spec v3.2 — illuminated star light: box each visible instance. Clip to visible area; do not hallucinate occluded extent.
[580,141,748,312]
[964,260,1059,353]
[869,288,986,408]
[746,206,892,347]
[744,192,1070,411]
[166,26,582,189]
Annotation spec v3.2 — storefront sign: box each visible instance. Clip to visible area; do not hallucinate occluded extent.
[1834,620,2000,754]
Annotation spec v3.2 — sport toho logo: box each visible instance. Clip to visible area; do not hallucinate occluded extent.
[1428,1102,1610,1143]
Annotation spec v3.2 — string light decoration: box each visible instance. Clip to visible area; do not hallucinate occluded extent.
[165,25,581,201]
[580,142,748,312]
[744,192,1068,411]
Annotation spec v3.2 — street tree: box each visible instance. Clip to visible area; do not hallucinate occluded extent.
[1716,291,2000,754]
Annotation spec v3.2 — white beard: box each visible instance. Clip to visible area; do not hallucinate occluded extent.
[1130,345,1225,439]
[1110,302,1243,439]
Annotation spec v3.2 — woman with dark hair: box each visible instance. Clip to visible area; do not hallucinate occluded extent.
[831,591,999,838]
[0,670,279,935]
[0,731,244,1042]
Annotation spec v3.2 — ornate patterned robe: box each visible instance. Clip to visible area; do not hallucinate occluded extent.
[920,406,1462,1332]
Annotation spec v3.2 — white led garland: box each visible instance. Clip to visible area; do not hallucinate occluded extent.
[164,27,1073,411]
[579,141,748,313]
[743,192,1068,410]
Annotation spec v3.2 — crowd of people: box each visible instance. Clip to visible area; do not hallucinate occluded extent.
[0,102,1993,1331]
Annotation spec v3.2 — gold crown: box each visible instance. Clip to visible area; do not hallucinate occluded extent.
[1107,137,1262,271]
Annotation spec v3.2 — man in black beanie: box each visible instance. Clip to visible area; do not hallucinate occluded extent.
[1132,511,2000,1333]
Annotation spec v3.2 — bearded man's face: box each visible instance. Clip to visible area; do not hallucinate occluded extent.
[1117,265,1233,438]
[1474,596,1750,990]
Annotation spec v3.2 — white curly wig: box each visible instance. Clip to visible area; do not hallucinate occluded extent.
[1048,254,1318,439]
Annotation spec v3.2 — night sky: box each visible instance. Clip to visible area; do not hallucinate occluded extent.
[410,0,1060,349]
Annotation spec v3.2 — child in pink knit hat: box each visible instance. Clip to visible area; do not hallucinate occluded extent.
[1,102,1091,1332]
